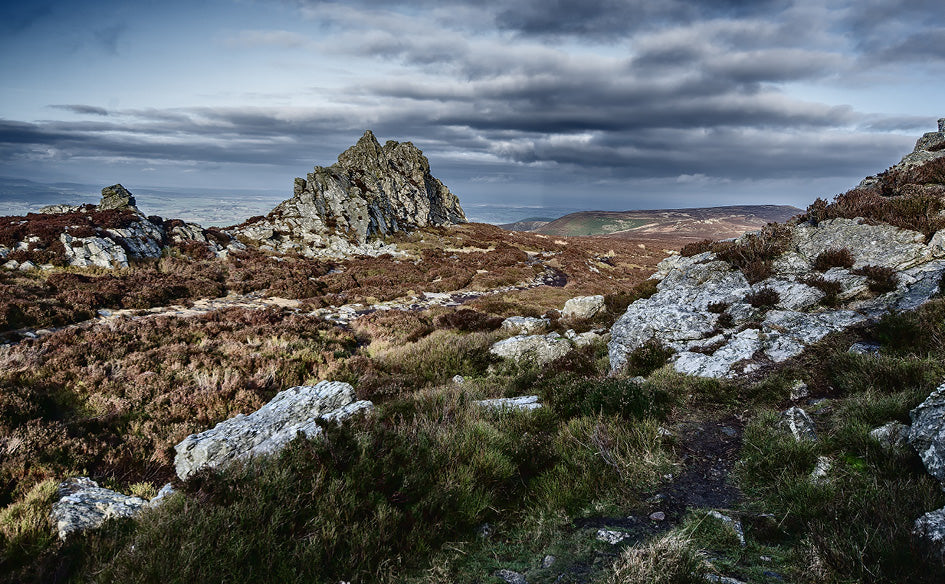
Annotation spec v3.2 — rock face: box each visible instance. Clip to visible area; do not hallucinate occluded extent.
[98,184,139,211]
[174,381,373,480]
[234,131,466,256]
[909,382,945,483]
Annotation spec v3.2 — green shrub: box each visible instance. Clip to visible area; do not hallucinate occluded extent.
[541,375,671,422]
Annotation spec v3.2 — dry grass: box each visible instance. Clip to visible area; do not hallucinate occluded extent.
[604,533,708,584]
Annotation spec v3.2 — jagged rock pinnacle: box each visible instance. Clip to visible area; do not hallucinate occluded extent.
[236,131,467,255]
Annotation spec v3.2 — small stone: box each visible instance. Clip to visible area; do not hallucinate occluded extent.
[789,380,809,401]
[778,406,817,441]
[541,555,556,569]
[50,477,148,540]
[597,529,632,544]
[649,511,666,521]
[810,456,832,485]
[478,523,492,539]
[495,569,528,584]
[705,575,748,584]
[17,260,37,272]
[3,259,19,270]
[720,426,737,437]
[452,374,465,384]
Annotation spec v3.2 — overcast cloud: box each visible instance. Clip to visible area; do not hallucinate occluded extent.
[0,0,941,219]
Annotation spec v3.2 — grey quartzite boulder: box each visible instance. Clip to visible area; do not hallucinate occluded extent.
[909,382,945,484]
[490,333,572,366]
[174,381,373,479]
[49,477,174,540]
[473,396,542,411]
[778,406,817,442]
[234,131,466,255]
[561,295,605,319]
[501,316,550,335]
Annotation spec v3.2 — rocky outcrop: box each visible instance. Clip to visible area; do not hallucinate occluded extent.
[609,122,945,378]
[174,381,373,480]
[233,131,466,257]
[98,184,139,211]
[49,477,173,540]
[914,508,945,563]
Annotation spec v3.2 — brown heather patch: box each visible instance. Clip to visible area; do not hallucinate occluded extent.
[803,158,945,240]
[0,308,357,505]
[813,247,855,271]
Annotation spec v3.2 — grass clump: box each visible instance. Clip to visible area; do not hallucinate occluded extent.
[604,533,708,584]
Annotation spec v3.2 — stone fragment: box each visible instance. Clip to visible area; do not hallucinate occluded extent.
[490,333,572,366]
[810,456,832,485]
[565,328,605,347]
[501,316,550,335]
[17,260,37,272]
[473,395,542,411]
[870,421,910,449]
[495,569,528,584]
[909,382,945,483]
[3,259,19,270]
[452,374,465,384]
[789,380,809,401]
[914,507,945,564]
[50,477,147,540]
[778,407,817,441]
[597,529,632,544]
[849,342,881,355]
[561,295,605,319]
[705,575,748,584]
[174,381,373,480]
[541,555,556,569]
[649,511,666,521]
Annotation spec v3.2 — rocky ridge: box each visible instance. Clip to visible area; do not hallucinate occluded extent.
[233,130,466,257]
[608,120,945,379]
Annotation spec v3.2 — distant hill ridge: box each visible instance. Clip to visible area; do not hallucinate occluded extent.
[501,204,802,241]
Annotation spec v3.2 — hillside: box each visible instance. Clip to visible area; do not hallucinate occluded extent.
[502,205,801,242]
[2,122,945,584]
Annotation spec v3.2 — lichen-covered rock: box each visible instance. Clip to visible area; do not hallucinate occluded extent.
[793,218,931,271]
[234,131,466,255]
[914,507,945,564]
[565,328,607,347]
[561,295,605,319]
[909,382,945,484]
[50,477,147,540]
[174,381,373,479]
[473,396,541,411]
[501,316,550,335]
[778,406,817,441]
[490,333,572,366]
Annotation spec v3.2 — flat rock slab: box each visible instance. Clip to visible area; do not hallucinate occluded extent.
[49,477,174,540]
[174,381,373,480]
[473,395,541,411]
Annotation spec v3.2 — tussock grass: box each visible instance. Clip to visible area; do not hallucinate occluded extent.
[604,533,708,584]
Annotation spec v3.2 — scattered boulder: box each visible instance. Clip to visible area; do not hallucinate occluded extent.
[234,131,466,256]
[870,421,910,449]
[501,316,550,335]
[490,333,572,366]
[174,381,373,480]
[61,233,129,268]
[49,477,172,540]
[909,382,945,483]
[561,295,605,319]
[565,328,607,346]
[778,406,817,442]
[473,396,541,411]
[914,507,945,564]
[849,342,881,355]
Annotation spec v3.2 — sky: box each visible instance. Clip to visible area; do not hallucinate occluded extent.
[1,0,943,223]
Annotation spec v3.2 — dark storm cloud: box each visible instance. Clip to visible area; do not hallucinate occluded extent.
[50,105,111,116]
